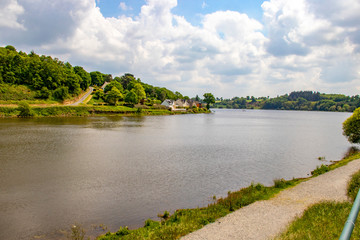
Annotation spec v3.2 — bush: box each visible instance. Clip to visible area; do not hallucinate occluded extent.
[274,178,288,188]
[311,164,329,176]
[17,102,34,117]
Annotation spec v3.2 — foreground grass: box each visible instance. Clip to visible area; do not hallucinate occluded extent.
[97,152,360,240]
[275,202,360,240]
[276,152,360,240]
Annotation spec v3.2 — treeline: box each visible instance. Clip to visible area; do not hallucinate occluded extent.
[0,45,183,103]
[91,73,186,105]
[214,91,360,112]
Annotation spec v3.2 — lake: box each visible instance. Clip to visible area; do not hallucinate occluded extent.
[0,109,353,239]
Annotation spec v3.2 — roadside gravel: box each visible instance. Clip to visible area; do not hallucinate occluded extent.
[182,159,360,240]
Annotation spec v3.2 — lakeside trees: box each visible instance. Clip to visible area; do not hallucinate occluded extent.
[0,46,184,105]
[213,91,360,112]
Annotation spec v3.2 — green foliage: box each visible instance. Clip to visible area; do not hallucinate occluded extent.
[0,46,184,104]
[203,93,215,109]
[74,66,91,91]
[90,71,105,86]
[0,83,36,100]
[275,202,358,240]
[213,91,359,112]
[343,107,360,144]
[124,91,138,104]
[348,170,360,201]
[311,164,330,176]
[104,81,123,93]
[17,101,34,117]
[105,87,123,105]
[53,86,69,101]
[131,83,146,100]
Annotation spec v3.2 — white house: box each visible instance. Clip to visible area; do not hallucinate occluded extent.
[161,99,176,110]
[161,99,200,110]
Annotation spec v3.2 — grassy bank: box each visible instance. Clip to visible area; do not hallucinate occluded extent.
[96,152,360,240]
[0,105,210,118]
[276,153,360,240]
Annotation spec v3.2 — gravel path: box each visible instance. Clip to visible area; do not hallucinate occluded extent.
[182,159,360,240]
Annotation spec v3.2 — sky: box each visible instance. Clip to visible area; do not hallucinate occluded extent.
[1,0,360,98]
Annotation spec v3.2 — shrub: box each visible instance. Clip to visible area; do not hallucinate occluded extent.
[17,101,34,117]
[311,164,329,176]
[115,227,130,236]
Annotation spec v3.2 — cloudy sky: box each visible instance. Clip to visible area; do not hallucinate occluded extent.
[1,0,359,98]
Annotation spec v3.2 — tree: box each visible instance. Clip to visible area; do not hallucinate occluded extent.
[132,83,146,101]
[120,73,136,89]
[125,91,138,105]
[90,71,104,86]
[105,87,123,105]
[104,81,123,93]
[203,93,215,109]
[74,66,91,90]
[343,107,360,144]
[53,86,69,101]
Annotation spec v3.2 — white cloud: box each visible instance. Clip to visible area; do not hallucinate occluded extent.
[202,1,208,9]
[0,0,359,97]
[119,2,132,11]
[0,0,25,29]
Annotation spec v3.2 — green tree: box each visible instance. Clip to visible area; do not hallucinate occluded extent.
[17,101,34,117]
[74,66,91,91]
[105,87,123,105]
[125,91,138,105]
[120,73,136,89]
[203,93,215,109]
[90,71,104,86]
[343,107,360,144]
[104,81,123,93]
[53,86,69,101]
[132,83,146,101]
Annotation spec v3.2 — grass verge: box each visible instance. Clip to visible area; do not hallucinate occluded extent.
[96,152,360,240]
[276,152,360,240]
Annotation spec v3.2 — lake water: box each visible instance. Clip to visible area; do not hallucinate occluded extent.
[0,109,354,239]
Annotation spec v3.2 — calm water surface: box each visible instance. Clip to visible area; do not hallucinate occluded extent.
[0,109,353,239]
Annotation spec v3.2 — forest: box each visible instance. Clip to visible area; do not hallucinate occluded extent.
[213,91,360,112]
[0,45,184,105]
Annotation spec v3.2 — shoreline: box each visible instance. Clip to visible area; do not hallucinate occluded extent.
[97,152,360,240]
[0,105,211,118]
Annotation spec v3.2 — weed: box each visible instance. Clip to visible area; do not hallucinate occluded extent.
[311,164,329,176]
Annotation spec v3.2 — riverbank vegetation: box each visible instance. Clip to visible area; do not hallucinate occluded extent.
[213,91,360,112]
[95,150,360,240]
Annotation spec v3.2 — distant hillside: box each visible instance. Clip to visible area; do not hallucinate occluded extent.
[0,45,184,103]
[213,91,360,112]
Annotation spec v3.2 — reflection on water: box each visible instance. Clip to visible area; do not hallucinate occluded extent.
[0,109,353,239]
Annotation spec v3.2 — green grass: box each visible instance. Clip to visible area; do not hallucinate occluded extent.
[0,105,209,117]
[275,202,360,240]
[97,180,303,240]
[276,152,360,240]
